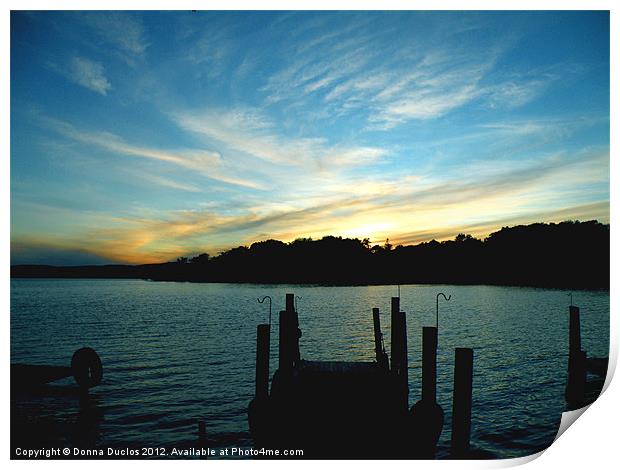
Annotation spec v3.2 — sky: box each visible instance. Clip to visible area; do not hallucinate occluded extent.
[10,10,610,265]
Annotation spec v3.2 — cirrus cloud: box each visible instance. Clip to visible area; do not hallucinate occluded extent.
[67,56,112,95]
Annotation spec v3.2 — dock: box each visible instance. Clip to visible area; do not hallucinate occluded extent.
[11,347,103,391]
[247,293,608,459]
[248,293,476,459]
[564,305,607,409]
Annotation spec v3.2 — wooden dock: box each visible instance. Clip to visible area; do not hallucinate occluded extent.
[247,293,608,458]
[248,293,475,459]
[565,305,607,410]
[11,348,103,391]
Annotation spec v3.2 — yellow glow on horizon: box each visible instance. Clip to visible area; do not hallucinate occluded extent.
[14,196,608,266]
[337,221,395,242]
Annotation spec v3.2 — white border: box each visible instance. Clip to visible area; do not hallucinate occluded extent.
[3,2,616,469]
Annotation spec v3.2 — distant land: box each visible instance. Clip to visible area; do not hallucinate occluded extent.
[11,220,609,289]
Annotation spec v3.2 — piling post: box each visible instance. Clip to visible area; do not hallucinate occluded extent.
[390,297,408,409]
[372,308,388,369]
[565,306,586,406]
[422,327,438,403]
[255,324,270,400]
[286,293,301,365]
[249,324,271,444]
[409,326,443,457]
[285,293,295,313]
[390,297,400,373]
[451,348,473,457]
[279,293,300,373]
[292,304,301,366]
[399,310,408,409]
[569,306,581,358]
[278,311,292,373]
[373,308,382,361]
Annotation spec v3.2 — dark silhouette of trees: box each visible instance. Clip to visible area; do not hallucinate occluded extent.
[10,220,610,289]
[190,253,210,264]
[383,238,393,251]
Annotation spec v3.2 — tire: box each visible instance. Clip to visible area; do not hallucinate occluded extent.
[71,347,103,388]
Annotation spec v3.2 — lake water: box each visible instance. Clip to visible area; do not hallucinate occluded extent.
[10,279,609,459]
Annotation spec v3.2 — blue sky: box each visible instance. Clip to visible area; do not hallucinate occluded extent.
[10,11,609,265]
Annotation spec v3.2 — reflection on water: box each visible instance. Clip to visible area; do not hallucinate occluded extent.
[11,279,609,458]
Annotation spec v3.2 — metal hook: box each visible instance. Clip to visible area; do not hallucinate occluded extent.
[436,293,452,330]
[257,296,272,326]
[295,296,302,312]
[568,292,573,307]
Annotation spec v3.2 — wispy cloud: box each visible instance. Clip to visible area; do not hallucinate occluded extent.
[181,14,258,80]
[42,117,265,190]
[370,84,482,129]
[135,173,203,193]
[184,22,232,68]
[486,79,549,109]
[484,64,577,109]
[174,107,388,170]
[67,57,111,95]
[77,12,147,58]
[261,25,380,105]
[255,16,569,130]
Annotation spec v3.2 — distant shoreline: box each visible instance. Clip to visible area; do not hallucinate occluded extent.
[9,274,610,292]
[11,220,610,290]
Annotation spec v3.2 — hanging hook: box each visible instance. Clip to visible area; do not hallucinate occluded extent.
[436,293,452,330]
[568,292,573,307]
[295,296,302,313]
[257,296,272,326]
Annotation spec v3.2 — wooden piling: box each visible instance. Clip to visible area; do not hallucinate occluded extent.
[569,306,581,358]
[390,297,408,409]
[422,327,438,403]
[373,308,382,360]
[372,308,389,369]
[279,310,293,373]
[565,306,586,405]
[451,347,473,456]
[279,293,300,373]
[399,311,408,407]
[287,293,301,365]
[293,313,301,365]
[390,297,400,373]
[255,324,270,399]
[286,293,295,312]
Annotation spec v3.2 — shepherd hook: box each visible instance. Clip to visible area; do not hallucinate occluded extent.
[436,293,452,330]
[257,296,272,326]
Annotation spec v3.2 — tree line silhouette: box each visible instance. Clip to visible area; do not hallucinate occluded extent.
[11,220,609,289]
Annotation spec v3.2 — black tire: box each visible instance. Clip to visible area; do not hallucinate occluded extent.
[71,347,103,388]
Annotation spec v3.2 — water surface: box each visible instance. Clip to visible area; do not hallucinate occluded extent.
[10,279,609,458]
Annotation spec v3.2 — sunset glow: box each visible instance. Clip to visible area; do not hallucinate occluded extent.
[11,11,609,265]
